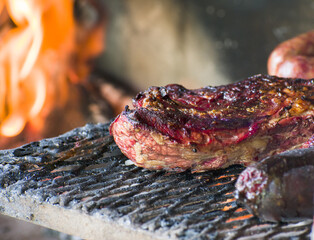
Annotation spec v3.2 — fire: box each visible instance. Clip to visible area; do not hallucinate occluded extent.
[0,0,105,139]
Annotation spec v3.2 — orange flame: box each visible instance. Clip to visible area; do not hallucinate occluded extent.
[0,0,104,138]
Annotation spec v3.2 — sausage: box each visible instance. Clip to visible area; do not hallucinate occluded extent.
[267,30,314,79]
[235,147,314,222]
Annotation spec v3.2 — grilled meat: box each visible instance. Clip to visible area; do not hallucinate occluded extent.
[235,147,314,222]
[110,74,314,172]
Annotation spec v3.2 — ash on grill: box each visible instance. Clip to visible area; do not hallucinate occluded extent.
[0,122,312,239]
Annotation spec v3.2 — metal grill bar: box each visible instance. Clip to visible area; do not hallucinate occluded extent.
[0,122,312,239]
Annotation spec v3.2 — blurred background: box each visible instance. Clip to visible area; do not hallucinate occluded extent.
[0,0,313,239]
[99,0,314,88]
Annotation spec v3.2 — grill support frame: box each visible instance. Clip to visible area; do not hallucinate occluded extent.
[0,122,312,239]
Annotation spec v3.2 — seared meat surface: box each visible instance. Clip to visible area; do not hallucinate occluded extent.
[110,74,314,172]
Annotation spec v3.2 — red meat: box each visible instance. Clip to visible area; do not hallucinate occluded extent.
[110,75,314,172]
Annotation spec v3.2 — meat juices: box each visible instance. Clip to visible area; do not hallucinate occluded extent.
[268,30,314,79]
[110,74,314,172]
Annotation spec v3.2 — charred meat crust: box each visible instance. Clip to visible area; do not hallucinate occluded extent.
[235,147,314,222]
[110,74,314,172]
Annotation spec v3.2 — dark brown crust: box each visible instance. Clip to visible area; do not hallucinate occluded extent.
[110,74,314,172]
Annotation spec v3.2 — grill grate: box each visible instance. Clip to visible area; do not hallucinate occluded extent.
[0,122,312,239]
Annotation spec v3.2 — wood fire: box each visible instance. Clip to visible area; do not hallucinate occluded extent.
[0,0,106,149]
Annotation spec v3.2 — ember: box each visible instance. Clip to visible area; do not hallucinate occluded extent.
[0,0,105,148]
